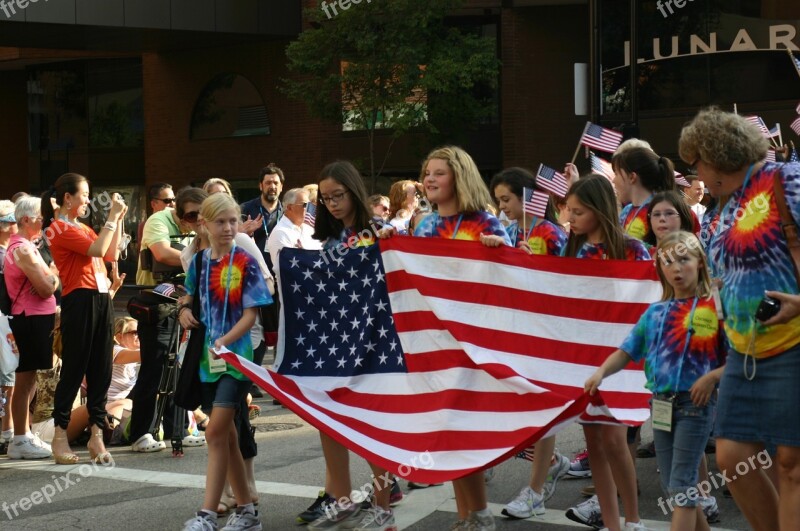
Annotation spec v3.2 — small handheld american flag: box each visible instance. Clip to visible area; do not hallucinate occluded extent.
[523,187,549,218]
[791,117,800,136]
[579,122,623,154]
[535,164,569,198]
[590,152,615,183]
[304,202,316,228]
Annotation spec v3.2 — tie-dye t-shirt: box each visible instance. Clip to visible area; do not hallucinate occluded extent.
[619,197,652,241]
[574,238,651,261]
[413,211,511,244]
[620,297,724,393]
[322,218,383,252]
[506,220,568,255]
[705,162,800,358]
[185,246,272,383]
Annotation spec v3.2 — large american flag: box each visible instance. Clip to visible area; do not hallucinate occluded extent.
[579,122,623,153]
[221,238,660,482]
[535,164,569,198]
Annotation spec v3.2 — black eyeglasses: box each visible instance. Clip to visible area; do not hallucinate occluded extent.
[155,197,175,205]
[181,211,200,223]
[319,191,349,206]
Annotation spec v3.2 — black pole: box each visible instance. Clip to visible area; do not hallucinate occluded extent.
[629,0,638,128]
[589,0,600,123]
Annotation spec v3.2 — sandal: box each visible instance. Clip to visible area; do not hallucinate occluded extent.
[52,432,79,465]
[88,431,114,466]
[248,405,261,421]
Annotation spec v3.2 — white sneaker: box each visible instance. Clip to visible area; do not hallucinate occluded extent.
[183,434,206,447]
[31,432,52,452]
[543,450,571,501]
[132,433,166,453]
[502,486,545,518]
[7,436,52,459]
[624,521,650,530]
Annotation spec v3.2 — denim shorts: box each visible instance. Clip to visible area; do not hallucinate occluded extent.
[653,392,716,508]
[715,345,800,448]
[201,375,251,411]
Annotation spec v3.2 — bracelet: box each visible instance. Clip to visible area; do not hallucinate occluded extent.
[103,222,117,232]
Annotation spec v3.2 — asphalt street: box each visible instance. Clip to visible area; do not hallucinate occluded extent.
[0,366,751,531]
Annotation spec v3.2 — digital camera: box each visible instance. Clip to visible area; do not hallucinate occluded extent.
[755,295,780,322]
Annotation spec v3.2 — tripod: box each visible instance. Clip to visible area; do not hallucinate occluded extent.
[150,306,188,457]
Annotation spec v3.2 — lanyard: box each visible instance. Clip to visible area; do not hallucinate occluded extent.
[654,296,699,391]
[519,217,540,246]
[258,203,282,238]
[434,213,464,239]
[711,163,756,276]
[204,243,236,339]
[625,195,652,234]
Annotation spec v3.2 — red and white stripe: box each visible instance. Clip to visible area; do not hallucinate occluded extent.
[225,238,660,482]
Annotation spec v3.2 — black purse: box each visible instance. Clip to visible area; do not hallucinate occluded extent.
[174,253,205,411]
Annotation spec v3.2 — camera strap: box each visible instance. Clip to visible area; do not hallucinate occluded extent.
[773,172,800,288]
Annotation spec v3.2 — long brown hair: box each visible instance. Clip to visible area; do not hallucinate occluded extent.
[313,161,375,242]
[564,175,627,259]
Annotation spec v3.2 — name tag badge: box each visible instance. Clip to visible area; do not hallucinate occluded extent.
[652,398,673,432]
[209,356,227,374]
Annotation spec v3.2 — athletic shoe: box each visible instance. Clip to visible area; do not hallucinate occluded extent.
[344,506,396,531]
[623,521,649,530]
[636,441,656,458]
[565,495,603,529]
[542,450,571,500]
[7,436,52,459]
[31,433,52,452]
[0,429,12,456]
[298,491,336,524]
[700,496,720,523]
[132,433,166,453]
[465,510,496,531]
[307,501,362,530]
[567,449,592,478]
[501,486,545,519]
[407,482,443,489]
[221,509,262,531]
[182,434,206,447]
[183,512,218,531]
[389,478,403,506]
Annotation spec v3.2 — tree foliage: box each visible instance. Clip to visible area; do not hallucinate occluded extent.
[282,0,500,188]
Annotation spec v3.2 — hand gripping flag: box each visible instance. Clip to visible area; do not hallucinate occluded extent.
[221,238,660,482]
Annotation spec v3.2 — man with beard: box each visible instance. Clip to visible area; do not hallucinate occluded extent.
[240,164,285,351]
[240,164,285,270]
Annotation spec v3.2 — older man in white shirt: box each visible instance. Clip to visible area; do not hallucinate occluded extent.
[267,188,322,275]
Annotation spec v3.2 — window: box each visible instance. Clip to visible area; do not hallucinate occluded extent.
[190,73,270,139]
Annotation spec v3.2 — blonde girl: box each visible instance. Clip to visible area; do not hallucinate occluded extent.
[178,193,271,531]
[586,232,724,531]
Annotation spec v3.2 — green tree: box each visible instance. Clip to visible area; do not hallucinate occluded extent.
[283,0,499,190]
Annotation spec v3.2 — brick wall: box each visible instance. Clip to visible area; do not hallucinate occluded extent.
[0,71,29,199]
[500,5,591,172]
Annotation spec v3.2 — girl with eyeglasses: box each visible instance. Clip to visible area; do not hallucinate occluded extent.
[644,191,696,251]
[303,160,398,531]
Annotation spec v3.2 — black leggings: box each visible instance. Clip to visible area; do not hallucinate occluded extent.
[53,289,114,430]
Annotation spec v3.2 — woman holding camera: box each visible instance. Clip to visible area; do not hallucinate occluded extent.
[42,173,127,465]
[679,108,800,531]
